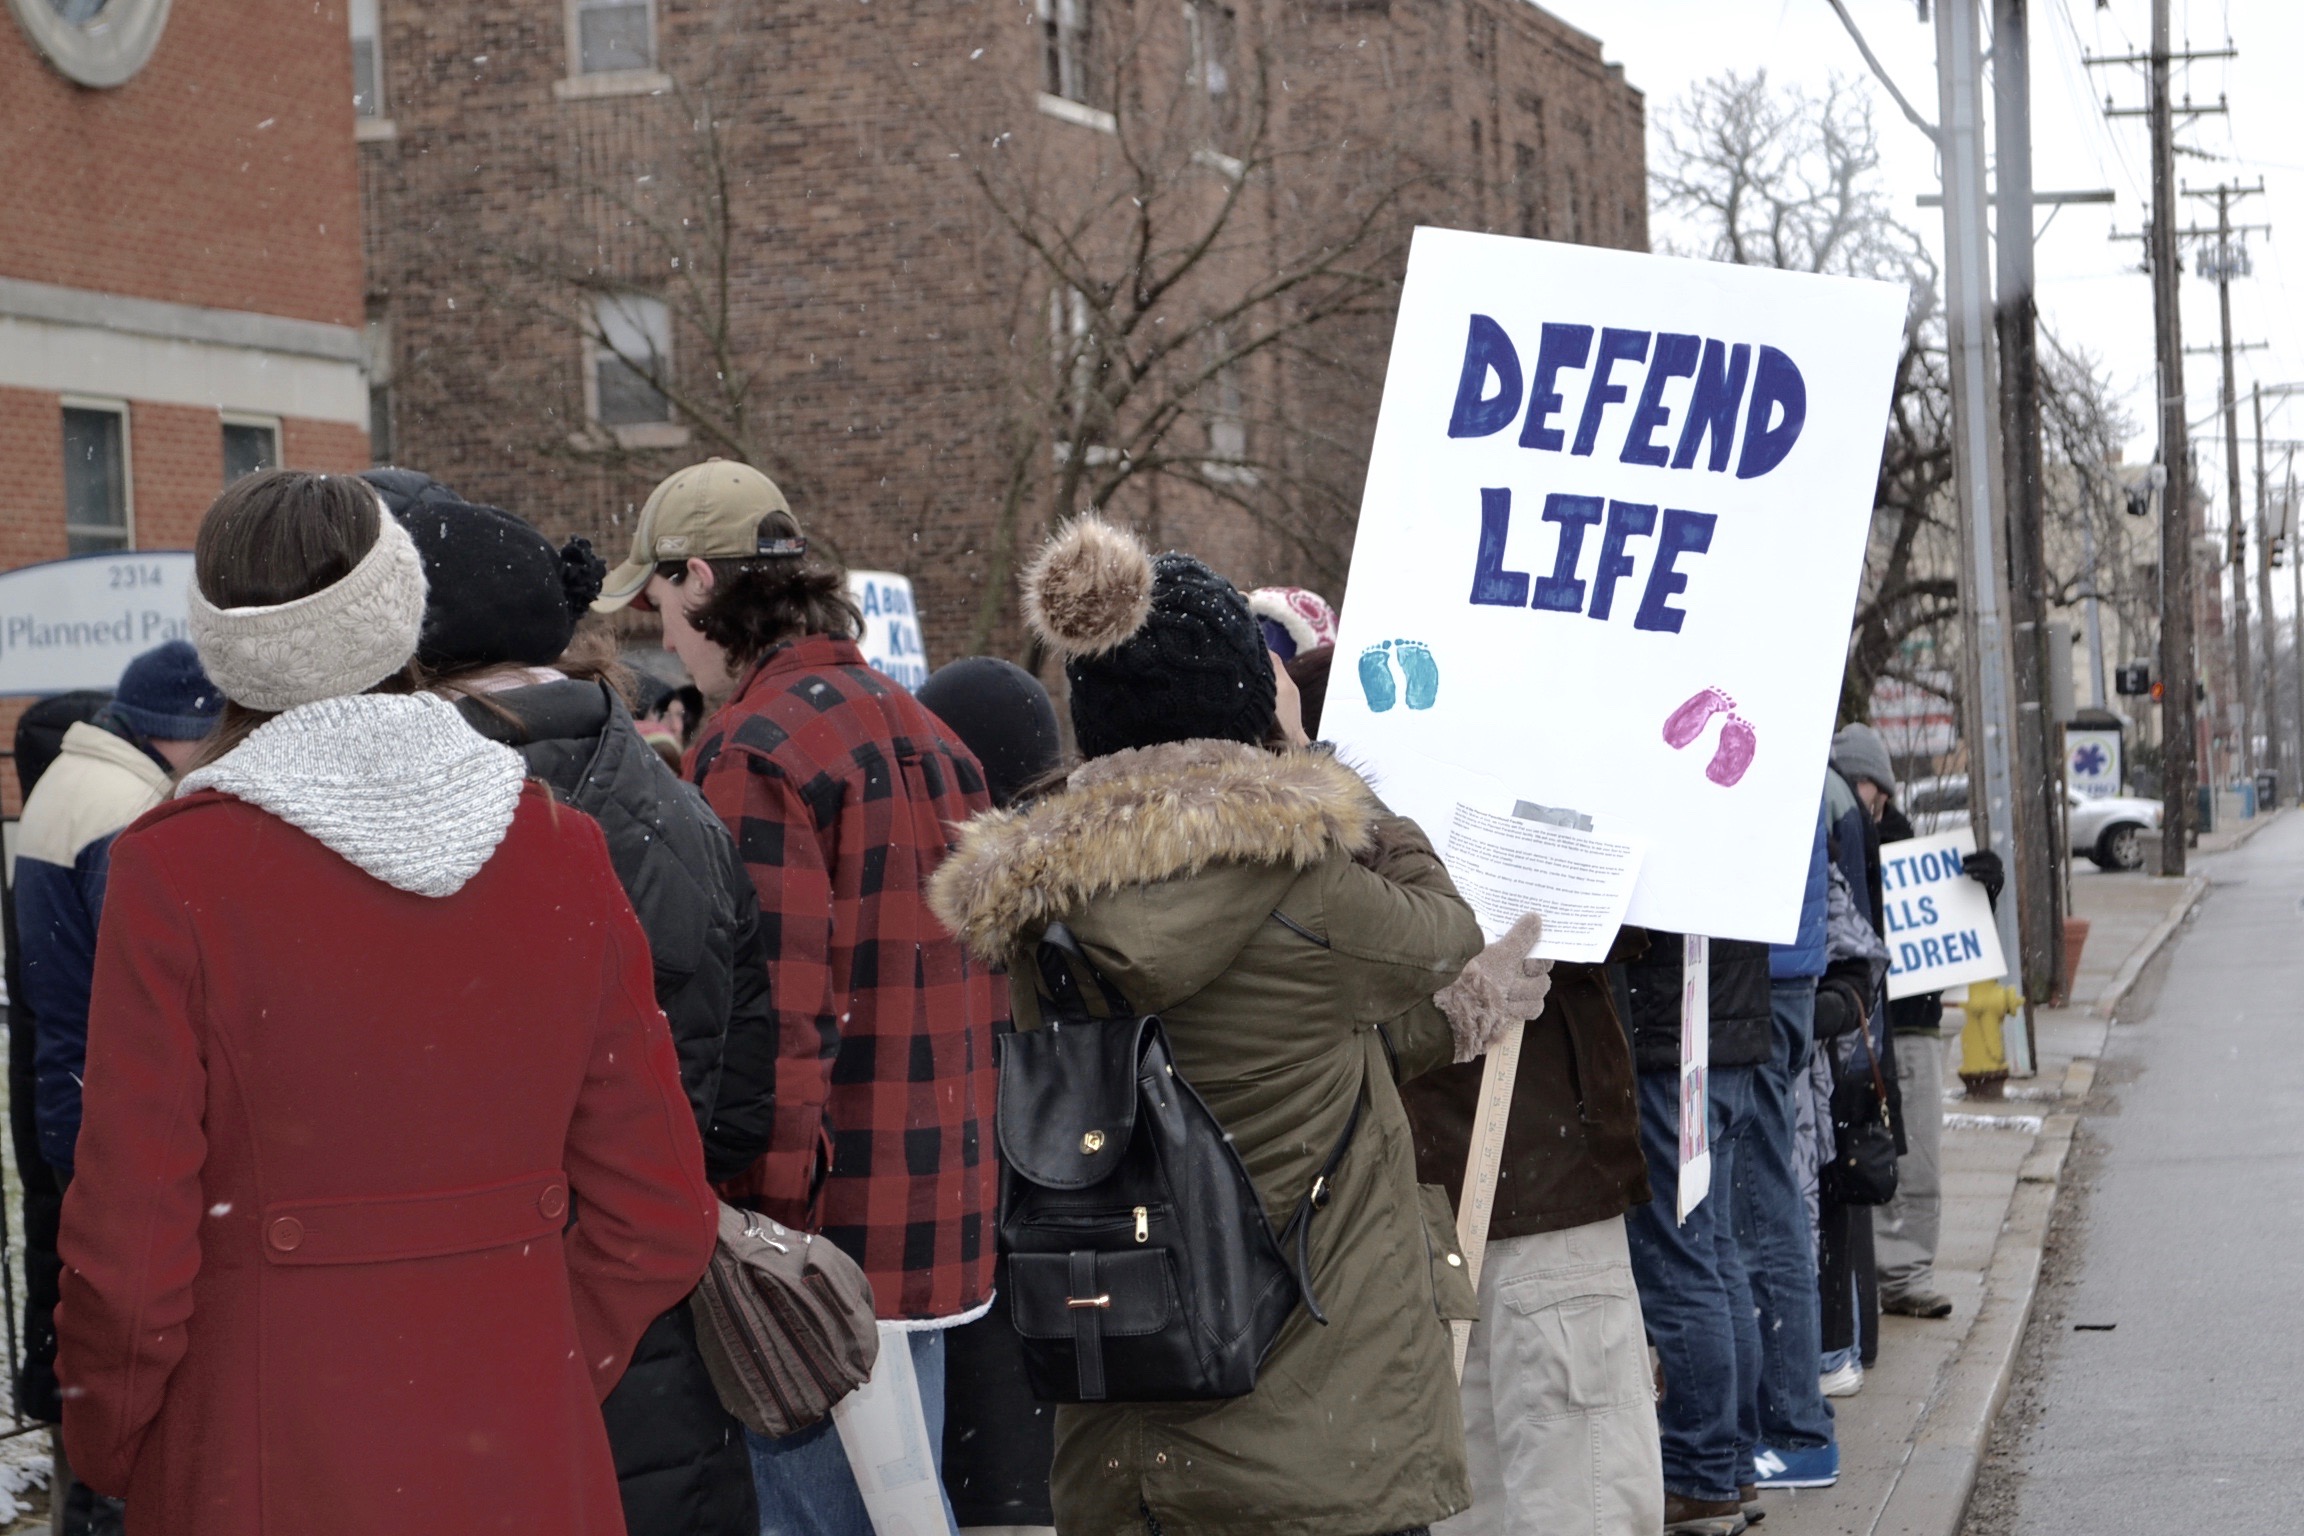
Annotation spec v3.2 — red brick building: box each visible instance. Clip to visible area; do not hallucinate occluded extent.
[0,0,370,799]
[357,0,1646,658]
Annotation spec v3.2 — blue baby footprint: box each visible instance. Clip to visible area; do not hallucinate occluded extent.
[1358,643,1398,713]
[1395,640,1439,710]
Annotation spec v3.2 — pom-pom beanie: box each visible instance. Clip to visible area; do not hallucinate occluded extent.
[1021,514,1277,760]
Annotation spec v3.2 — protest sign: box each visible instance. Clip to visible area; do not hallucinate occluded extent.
[846,570,928,691]
[2067,728,2123,799]
[1677,934,1711,1222]
[1325,229,1906,944]
[1883,827,2007,1000]
[0,552,194,696]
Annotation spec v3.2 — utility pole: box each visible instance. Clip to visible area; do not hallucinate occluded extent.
[2289,453,2302,784]
[2148,0,2195,874]
[2187,183,2264,784]
[2255,387,2281,802]
[1935,0,2027,1057]
[1994,0,2061,1004]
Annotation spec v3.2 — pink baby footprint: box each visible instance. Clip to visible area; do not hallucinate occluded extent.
[1706,714,1757,787]
[1663,687,1735,750]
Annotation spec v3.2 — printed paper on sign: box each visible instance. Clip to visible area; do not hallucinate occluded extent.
[1883,827,2007,999]
[1326,229,1907,944]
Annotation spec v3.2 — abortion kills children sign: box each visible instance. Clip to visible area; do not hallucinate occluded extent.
[1882,828,2007,1000]
[0,552,194,696]
[847,571,929,691]
[1326,229,1906,944]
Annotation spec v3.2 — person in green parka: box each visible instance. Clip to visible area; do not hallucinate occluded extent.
[929,515,1549,1536]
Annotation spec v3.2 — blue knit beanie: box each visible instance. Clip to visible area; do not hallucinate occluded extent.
[113,640,226,742]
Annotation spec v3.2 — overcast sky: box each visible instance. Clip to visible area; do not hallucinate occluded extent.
[1536,0,2304,545]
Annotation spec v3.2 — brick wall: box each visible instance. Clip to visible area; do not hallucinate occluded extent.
[362,0,1649,660]
[0,0,364,326]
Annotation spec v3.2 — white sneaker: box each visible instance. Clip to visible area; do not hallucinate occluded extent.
[1819,1360,1863,1398]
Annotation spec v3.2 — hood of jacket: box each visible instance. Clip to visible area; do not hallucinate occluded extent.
[178,692,526,898]
[58,718,173,798]
[929,739,1380,1004]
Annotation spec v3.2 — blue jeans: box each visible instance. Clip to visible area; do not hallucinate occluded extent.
[1625,1064,1758,1503]
[747,1329,958,1536]
[1733,981,1835,1453]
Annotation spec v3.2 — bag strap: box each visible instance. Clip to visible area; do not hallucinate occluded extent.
[1277,1083,1365,1326]
[1037,922,1133,1021]
[1854,1022,1892,1128]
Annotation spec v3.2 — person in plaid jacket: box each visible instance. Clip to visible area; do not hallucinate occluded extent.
[595,460,997,1535]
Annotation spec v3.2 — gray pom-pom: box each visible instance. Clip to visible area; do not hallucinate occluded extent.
[1021,513,1155,659]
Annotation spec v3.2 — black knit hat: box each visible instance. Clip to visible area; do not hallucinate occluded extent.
[361,468,606,672]
[916,656,1062,809]
[1022,515,1276,760]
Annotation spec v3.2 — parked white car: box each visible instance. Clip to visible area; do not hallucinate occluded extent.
[1899,775,2162,871]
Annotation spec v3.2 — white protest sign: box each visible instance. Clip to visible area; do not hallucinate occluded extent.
[1883,827,2006,1000]
[2067,728,2122,800]
[1326,229,1906,944]
[0,552,194,696]
[1677,934,1711,1223]
[846,570,929,691]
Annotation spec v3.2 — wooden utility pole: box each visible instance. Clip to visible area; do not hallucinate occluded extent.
[1993,0,2061,1004]
[2149,0,2195,874]
[2188,182,2263,781]
[2255,387,2281,801]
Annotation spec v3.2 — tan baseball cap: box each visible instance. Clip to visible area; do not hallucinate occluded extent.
[592,458,801,613]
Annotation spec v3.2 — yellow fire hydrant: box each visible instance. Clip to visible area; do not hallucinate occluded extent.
[1959,980,2022,1098]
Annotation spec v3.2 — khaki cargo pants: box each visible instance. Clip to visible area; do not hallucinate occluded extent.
[1436,1216,1663,1536]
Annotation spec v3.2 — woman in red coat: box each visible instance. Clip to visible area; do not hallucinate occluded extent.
[55,470,719,1535]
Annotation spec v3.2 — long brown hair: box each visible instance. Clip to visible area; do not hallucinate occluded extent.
[653,508,861,669]
[181,471,423,774]
[429,620,642,737]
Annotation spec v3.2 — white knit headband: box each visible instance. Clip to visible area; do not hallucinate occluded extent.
[188,499,429,713]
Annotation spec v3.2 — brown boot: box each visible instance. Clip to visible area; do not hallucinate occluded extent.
[1663,1492,1748,1535]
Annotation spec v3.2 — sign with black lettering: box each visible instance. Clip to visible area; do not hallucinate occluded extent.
[0,552,195,696]
[846,570,928,691]
[1326,229,1906,942]
[1882,827,2007,999]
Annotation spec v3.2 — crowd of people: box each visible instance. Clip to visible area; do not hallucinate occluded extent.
[3,458,2000,1536]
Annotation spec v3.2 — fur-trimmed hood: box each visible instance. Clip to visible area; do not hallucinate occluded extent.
[928,739,1380,965]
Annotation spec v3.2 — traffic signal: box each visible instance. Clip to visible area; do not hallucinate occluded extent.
[2274,534,2289,569]
[2115,661,2152,696]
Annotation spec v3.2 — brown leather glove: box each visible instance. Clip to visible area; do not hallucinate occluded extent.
[1433,912,1553,1063]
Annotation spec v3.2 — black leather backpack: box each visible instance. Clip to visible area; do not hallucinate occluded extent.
[997,925,1359,1403]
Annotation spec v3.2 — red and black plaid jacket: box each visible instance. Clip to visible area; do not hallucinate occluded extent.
[688,635,1000,1321]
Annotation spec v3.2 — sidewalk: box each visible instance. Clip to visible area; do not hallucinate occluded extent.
[1757,815,2262,1536]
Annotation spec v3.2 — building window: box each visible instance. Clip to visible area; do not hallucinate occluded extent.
[1040,0,1097,105]
[1466,5,1495,63]
[591,293,673,426]
[1188,2,1239,148]
[62,404,131,555]
[574,0,654,75]
[350,0,383,118]
[222,417,281,486]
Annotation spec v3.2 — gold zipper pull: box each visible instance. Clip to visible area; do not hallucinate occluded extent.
[1134,1206,1150,1243]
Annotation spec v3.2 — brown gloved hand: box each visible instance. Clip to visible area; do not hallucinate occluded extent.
[1433,912,1553,1064]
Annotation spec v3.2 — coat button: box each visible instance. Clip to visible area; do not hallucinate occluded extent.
[538,1185,568,1220]
[267,1217,304,1252]
[1446,1252,1464,1268]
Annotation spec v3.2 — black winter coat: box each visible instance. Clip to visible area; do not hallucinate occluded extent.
[1620,933,1775,1073]
[460,680,769,1536]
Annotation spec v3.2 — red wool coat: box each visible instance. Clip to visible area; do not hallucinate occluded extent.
[56,784,718,1536]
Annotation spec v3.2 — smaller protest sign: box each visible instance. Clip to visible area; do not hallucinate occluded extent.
[846,571,928,691]
[0,552,194,696]
[1677,934,1710,1223]
[1883,827,2007,1000]
[2067,728,2123,800]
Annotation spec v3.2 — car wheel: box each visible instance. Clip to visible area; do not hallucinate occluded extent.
[2095,822,2145,871]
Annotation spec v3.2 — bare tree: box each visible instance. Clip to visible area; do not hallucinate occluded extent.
[935,0,1430,650]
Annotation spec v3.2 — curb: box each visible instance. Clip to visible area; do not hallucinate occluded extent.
[2089,875,2207,1020]
[1863,869,2201,1536]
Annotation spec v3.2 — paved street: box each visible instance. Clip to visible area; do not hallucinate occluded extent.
[1964,810,2304,1533]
